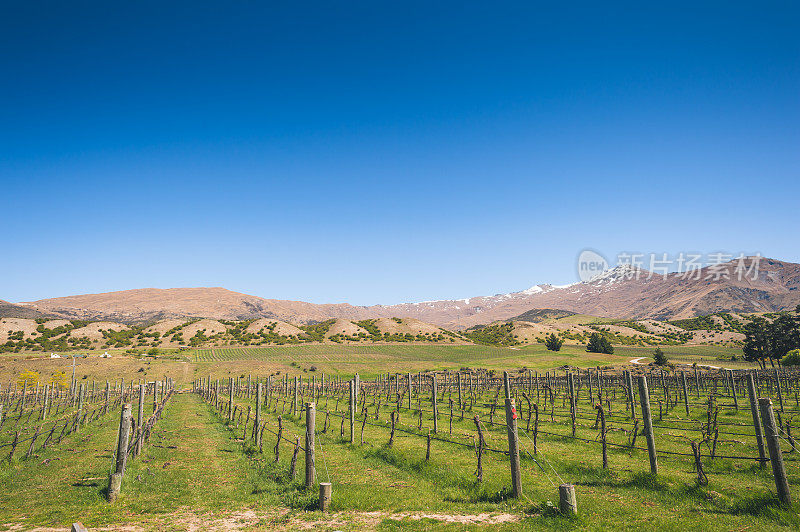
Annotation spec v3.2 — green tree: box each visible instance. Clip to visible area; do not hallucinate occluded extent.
[586,332,614,354]
[743,317,771,369]
[653,347,668,366]
[769,314,800,362]
[743,314,800,369]
[544,333,564,351]
[781,349,800,366]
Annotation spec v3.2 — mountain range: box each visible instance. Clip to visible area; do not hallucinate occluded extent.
[9,256,799,329]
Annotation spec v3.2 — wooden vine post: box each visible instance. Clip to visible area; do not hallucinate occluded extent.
[746,373,767,468]
[255,383,263,448]
[229,378,234,421]
[568,372,576,437]
[108,403,132,502]
[759,398,791,503]
[638,376,658,475]
[305,402,316,488]
[681,372,689,416]
[502,371,522,498]
[293,377,299,418]
[319,482,332,511]
[626,370,636,419]
[432,373,439,433]
[559,484,577,515]
[407,372,412,410]
[349,379,355,444]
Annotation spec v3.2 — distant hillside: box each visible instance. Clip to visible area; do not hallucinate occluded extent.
[510,308,576,323]
[463,309,770,349]
[0,299,53,319]
[15,257,800,328]
[18,287,371,325]
[0,316,467,353]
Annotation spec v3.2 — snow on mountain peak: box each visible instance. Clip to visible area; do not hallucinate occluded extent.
[520,285,545,295]
[585,264,642,284]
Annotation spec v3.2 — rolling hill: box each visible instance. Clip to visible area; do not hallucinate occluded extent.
[15,256,800,329]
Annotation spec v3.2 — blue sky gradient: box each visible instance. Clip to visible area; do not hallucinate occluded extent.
[2,2,798,304]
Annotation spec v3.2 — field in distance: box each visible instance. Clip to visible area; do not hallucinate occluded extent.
[0,343,755,390]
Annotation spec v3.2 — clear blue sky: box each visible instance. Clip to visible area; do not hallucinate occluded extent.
[2,2,798,305]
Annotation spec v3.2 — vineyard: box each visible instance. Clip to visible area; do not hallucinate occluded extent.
[1,352,799,530]
[191,365,800,529]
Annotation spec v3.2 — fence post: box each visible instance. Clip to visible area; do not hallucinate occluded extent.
[293,377,299,417]
[42,384,50,421]
[681,372,689,416]
[559,484,577,515]
[774,368,784,413]
[228,378,234,420]
[746,373,767,468]
[349,379,355,444]
[626,370,636,419]
[457,372,463,411]
[319,482,332,511]
[432,373,439,433]
[568,372,576,437]
[407,372,412,410]
[729,370,738,411]
[255,383,263,448]
[503,371,522,498]
[108,403,132,502]
[306,402,316,488]
[759,398,791,503]
[354,373,360,408]
[638,376,657,475]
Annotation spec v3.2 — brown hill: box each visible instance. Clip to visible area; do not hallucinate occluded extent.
[0,299,53,319]
[16,257,800,329]
[20,287,370,324]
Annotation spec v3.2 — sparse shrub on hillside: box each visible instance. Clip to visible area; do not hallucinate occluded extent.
[463,322,520,347]
[586,332,614,354]
[653,347,668,366]
[544,333,563,351]
[300,319,336,342]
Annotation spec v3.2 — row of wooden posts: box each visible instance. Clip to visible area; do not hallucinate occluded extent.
[107,378,175,502]
[194,365,796,512]
[195,371,575,513]
[1,375,176,436]
[1,379,155,462]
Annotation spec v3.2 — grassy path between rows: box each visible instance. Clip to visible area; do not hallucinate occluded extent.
[0,393,287,530]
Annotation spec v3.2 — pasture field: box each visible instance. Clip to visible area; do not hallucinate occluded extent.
[2,343,795,531]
